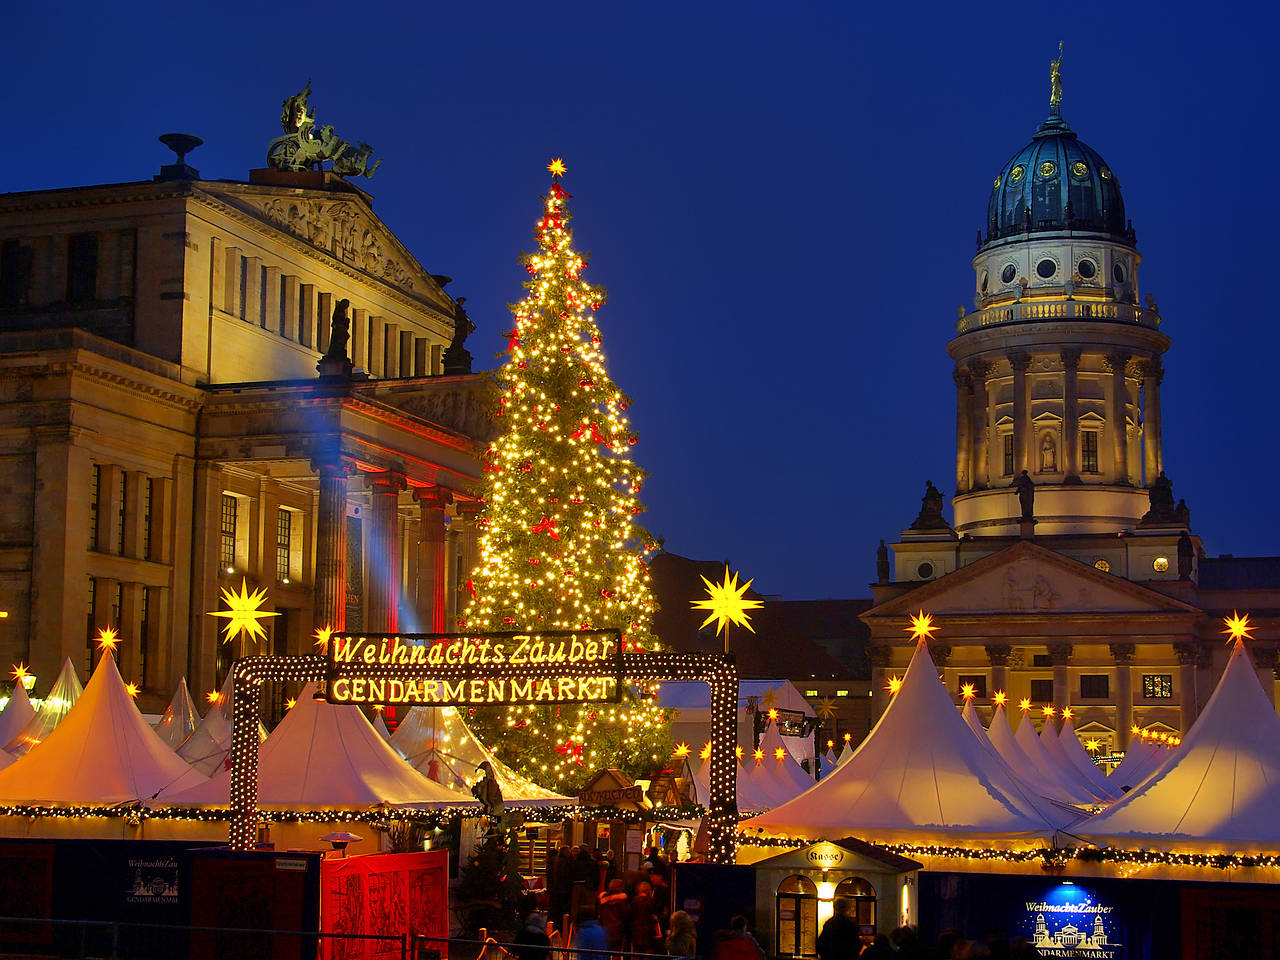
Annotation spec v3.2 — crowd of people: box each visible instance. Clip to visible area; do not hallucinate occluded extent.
[816,899,1044,960]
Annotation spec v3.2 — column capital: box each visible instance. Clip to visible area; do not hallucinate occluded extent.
[969,358,993,381]
[953,366,973,390]
[985,642,1012,666]
[867,644,894,668]
[1008,351,1031,372]
[1109,641,1136,665]
[412,484,454,512]
[453,497,486,518]
[1173,640,1200,666]
[1252,645,1280,670]
[365,471,407,495]
[1059,347,1082,370]
[309,443,355,478]
[1102,351,1131,373]
[1046,642,1073,666]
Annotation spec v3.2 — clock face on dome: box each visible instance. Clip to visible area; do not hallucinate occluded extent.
[1009,165,1025,183]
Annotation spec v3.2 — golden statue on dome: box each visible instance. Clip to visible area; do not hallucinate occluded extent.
[1050,42,1064,110]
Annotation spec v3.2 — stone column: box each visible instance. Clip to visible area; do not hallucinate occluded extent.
[971,361,991,489]
[263,266,281,332]
[1048,642,1073,708]
[414,487,453,632]
[1142,360,1164,485]
[311,454,352,631]
[243,257,262,325]
[1010,352,1030,475]
[1174,641,1200,733]
[986,643,1011,695]
[452,500,485,627]
[869,645,893,721]
[1110,642,1135,748]
[1061,348,1081,483]
[1252,646,1279,712]
[365,471,407,633]
[281,275,299,341]
[1106,352,1131,485]
[954,367,973,494]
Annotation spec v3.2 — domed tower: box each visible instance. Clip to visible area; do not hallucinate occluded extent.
[949,52,1168,538]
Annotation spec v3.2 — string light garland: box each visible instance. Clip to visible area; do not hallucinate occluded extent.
[460,159,669,789]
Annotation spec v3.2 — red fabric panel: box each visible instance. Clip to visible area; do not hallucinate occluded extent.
[321,850,450,960]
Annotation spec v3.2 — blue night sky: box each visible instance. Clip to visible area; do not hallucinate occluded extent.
[2,2,1275,599]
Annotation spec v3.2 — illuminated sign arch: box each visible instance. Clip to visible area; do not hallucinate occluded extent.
[227,632,740,863]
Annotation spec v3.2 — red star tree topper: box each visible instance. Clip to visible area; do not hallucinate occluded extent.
[464,160,670,789]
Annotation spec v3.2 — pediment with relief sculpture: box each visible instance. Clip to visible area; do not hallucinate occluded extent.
[867,540,1200,618]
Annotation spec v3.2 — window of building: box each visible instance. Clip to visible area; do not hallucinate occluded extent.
[958,675,987,698]
[220,494,238,571]
[140,587,151,688]
[1143,674,1173,699]
[1003,434,1014,476]
[1082,430,1099,473]
[834,877,877,931]
[67,232,98,304]
[276,508,293,582]
[115,469,126,554]
[1080,674,1110,699]
[1153,556,1169,573]
[0,238,32,308]
[776,875,818,959]
[1032,653,1052,667]
[804,689,819,698]
[143,478,153,561]
[1030,678,1053,702]
[89,464,101,550]
[836,689,850,697]
[86,576,97,673]
[1093,558,1111,573]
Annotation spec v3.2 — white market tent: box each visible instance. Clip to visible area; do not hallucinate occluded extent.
[663,679,817,766]
[985,703,1083,806]
[1107,738,1165,793]
[820,746,837,777]
[176,673,266,777]
[1013,710,1098,805]
[758,719,814,794]
[836,741,854,766]
[389,705,572,805]
[746,754,797,808]
[0,653,207,803]
[742,637,1067,844]
[5,658,84,756]
[372,711,392,742]
[153,678,199,750]
[1057,715,1117,800]
[690,750,772,813]
[1083,638,1280,852]
[0,680,36,751]
[163,685,474,808]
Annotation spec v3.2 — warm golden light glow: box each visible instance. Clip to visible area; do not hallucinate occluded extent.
[124,681,140,699]
[209,579,280,646]
[699,741,712,760]
[1085,738,1100,753]
[1222,610,1254,644]
[1061,707,1073,720]
[285,697,297,711]
[9,663,29,684]
[673,742,690,758]
[95,626,120,654]
[905,610,938,644]
[752,748,764,761]
[1042,705,1056,718]
[735,745,744,759]
[766,707,779,721]
[692,567,762,636]
[1018,698,1032,712]
[773,747,786,760]
[313,625,334,652]
[206,690,221,705]
[960,682,976,701]
[992,690,1008,707]
[887,675,903,696]
[547,157,567,177]
[843,732,852,742]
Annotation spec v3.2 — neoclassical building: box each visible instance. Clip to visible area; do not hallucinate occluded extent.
[865,78,1279,753]
[0,138,493,711]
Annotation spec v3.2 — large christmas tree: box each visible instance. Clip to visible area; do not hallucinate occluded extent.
[463,159,671,790]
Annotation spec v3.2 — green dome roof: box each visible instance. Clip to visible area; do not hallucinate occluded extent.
[985,114,1132,246]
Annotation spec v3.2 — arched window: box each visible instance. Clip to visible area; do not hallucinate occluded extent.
[776,875,818,957]
[835,877,877,931]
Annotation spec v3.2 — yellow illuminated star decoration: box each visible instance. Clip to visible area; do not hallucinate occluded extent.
[673,742,690,758]
[992,691,1008,708]
[313,625,334,652]
[10,663,29,684]
[1061,707,1074,720]
[734,745,744,759]
[773,747,786,761]
[547,157,567,178]
[960,682,977,701]
[699,741,712,760]
[760,686,781,711]
[1018,698,1032,713]
[206,690,222,705]
[95,626,120,654]
[886,674,904,696]
[905,610,938,644]
[766,707,779,722]
[1042,705,1056,718]
[285,697,297,711]
[1085,738,1101,753]
[124,681,140,699]
[751,748,764,762]
[1222,610,1254,644]
[692,567,763,636]
[815,697,839,721]
[209,578,279,646]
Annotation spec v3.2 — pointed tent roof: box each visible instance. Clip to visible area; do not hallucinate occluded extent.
[1107,739,1163,793]
[1039,719,1112,805]
[176,673,265,777]
[1013,709,1097,804]
[746,755,796,807]
[742,637,1064,843]
[1084,639,1280,851]
[389,706,571,805]
[372,711,392,742]
[0,653,207,803]
[5,658,83,756]
[986,704,1078,805]
[0,680,36,750]
[836,741,854,766]
[165,685,474,808]
[1057,715,1117,799]
[759,719,815,794]
[153,678,199,750]
[821,747,837,777]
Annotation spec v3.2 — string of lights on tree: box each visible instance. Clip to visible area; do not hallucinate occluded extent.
[461,159,669,790]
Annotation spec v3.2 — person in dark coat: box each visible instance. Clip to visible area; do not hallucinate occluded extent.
[816,899,860,960]
[597,878,631,952]
[549,847,574,927]
[513,914,552,960]
[629,881,661,953]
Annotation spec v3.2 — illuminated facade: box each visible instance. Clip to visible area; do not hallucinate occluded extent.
[0,152,491,710]
[867,86,1280,751]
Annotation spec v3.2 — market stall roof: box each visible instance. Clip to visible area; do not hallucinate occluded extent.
[1057,715,1118,799]
[373,712,392,742]
[163,685,474,808]
[659,679,816,715]
[389,705,572,806]
[0,653,207,803]
[1083,638,1280,851]
[5,658,83,756]
[1013,709,1099,805]
[153,678,199,750]
[741,637,1065,843]
[176,673,265,777]
[0,680,35,751]
[759,718,815,795]
[1107,739,1164,793]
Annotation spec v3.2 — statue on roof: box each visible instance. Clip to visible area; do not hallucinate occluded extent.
[267,80,382,178]
[1140,471,1178,525]
[1049,42,1064,111]
[317,298,354,378]
[910,481,951,530]
[1011,470,1035,520]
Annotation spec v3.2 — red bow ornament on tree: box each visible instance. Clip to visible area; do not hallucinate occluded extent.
[531,516,560,540]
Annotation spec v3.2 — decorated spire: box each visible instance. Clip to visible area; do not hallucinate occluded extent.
[1049,41,1064,114]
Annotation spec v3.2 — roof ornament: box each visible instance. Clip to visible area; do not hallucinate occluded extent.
[267,80,382,178]
[1049,42,1064,115]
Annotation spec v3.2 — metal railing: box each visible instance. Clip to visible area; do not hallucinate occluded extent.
[957,298,1159,334]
